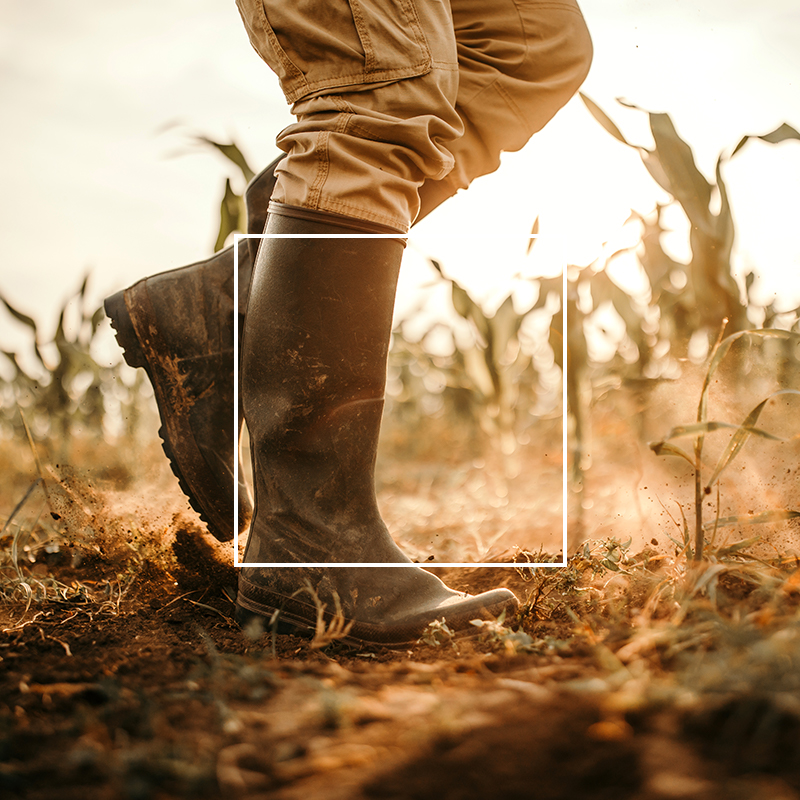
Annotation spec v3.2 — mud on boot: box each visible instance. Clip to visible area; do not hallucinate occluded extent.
[104,159,281,541]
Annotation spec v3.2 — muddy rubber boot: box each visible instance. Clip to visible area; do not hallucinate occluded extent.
[104,157,281,541]
[235,206,518,647]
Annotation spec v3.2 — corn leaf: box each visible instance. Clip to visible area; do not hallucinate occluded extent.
[428,258,444,276]
[649,112,713,231]
[451,281,489,342]
[452,281,474,321]
[591,269,643,342]
[660,421,744,439]
[732,122,800,157]
[648,440,696,467]
[214,178,241,253]
[196,136,255,182]
[640,149,674,196]
[579,94,631,146]
[0,293,39,334]
[702,511,800,531]
[76,272,89,303]
[490,294,523,365]
[715,536,762,557]
[700,330,800,425]
[705,389,800,489]
[527,217,539,255]
[714,154,735,261]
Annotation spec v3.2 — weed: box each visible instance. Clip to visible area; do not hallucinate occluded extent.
[419,617,458,650]
[294,580,355,650]
[470,610,536,654]
[650,327,800,560]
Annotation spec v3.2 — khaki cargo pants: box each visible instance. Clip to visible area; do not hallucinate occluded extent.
[236,0,593,232]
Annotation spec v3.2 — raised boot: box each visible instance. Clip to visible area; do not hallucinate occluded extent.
[104,157,281,541]
[236,207,518,647]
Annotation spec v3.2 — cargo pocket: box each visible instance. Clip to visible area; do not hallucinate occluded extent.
[236,0,434,104]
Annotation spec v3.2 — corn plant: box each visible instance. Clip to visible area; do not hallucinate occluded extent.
[556,98,800,546]
[650,327,800,561]
[0,274,148,453]
[192,136,256,252]
[581,94,800,354]
[745,275,800,387]
[526,247,654,539]
[389,260,550,462]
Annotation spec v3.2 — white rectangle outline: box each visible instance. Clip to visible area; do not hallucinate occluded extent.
[233,233,567,569]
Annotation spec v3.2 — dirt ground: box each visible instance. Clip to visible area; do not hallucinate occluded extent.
[4,538,800,800]
[3,391,800,799]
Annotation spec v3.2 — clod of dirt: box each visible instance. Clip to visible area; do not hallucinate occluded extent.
[171,520,237,595]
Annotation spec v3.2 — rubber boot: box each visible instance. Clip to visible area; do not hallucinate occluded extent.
[104,157,281,541]
[235,207,518,647]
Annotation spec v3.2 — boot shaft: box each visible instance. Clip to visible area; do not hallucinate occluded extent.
[240,210,406,561]
[242,212,404,438]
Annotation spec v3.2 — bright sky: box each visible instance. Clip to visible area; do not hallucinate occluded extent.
[1,0,799,364]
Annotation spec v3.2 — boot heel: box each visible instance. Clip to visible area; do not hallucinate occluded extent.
[104,288,147,369]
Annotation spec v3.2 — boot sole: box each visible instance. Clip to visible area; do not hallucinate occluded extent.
[105,285,236,542]
[234,599,426,649]
[235,586,518,649]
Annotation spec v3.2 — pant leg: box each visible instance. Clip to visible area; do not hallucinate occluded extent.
[236,0,462,231]
[417,0,593,218]
[235,0,592,230]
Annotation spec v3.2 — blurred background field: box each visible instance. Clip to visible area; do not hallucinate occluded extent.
[2,91,800,573]
[3,0,800,572]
